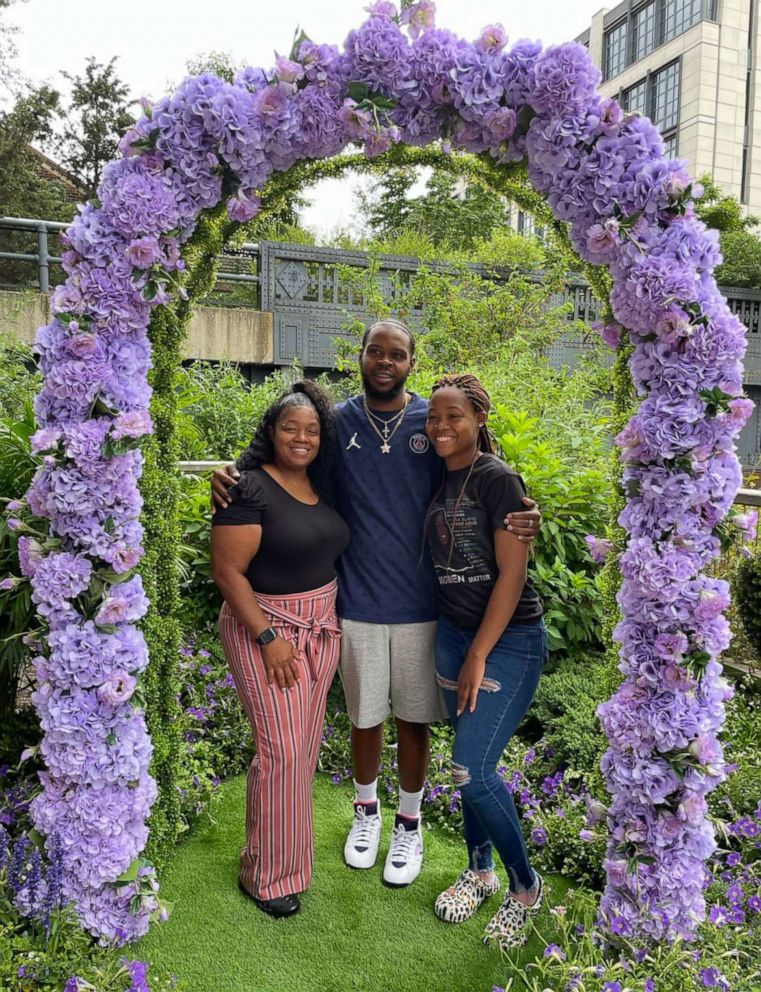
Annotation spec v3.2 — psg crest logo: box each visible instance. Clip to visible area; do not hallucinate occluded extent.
[409,433,429,454]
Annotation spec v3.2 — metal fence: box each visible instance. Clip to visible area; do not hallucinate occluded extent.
[2,215,761,465]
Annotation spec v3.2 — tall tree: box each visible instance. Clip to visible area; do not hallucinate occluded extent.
[0,85,72,219]
[358,166,509,251]
[57,57,135,199]
[357,166,417,239]
[695,174,761,289]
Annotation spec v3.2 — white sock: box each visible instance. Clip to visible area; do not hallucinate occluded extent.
[354,779,378,805]
[398,786,424,820]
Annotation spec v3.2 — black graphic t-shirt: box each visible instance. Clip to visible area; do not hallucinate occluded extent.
[425,454,543,630]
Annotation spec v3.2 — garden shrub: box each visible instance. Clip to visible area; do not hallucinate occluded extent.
[491,405,610,654]
[710,678,761,822]
[527,652,612,779]
[0,336,41,724]
[174,632,253,829]
[175,474,221,632]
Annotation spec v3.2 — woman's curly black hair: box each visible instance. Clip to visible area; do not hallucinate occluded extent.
[236,380,337,504]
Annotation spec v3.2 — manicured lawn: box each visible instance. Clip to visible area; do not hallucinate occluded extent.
[138,774,571,992]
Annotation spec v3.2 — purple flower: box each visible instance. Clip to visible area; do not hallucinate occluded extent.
[400,1,436,40]
[96,669,137,705]
[709,905,728,926]
[543,943,566,960]
[227,191,261,223]
[586,218,621,260]
[475,24,507,54]
[339,99,374,140]
[585,534,614,563]
[275,56,304,84]
[701,968,730,990]
[529,43,601,116]
[593,320,624,349]
[125,236,164,269]
[111,410,154,441]
[531,827,548,846]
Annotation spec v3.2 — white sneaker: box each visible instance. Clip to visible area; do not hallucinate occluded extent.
[344,803,382,869]
[382,817,424,887]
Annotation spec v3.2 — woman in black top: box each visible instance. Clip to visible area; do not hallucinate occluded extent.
[423,374,548,952]
[211,381,349,919]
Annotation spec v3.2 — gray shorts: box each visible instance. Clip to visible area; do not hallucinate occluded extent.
[339,618,446,729]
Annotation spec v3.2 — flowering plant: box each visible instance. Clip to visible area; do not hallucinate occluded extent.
[15,0,751,942]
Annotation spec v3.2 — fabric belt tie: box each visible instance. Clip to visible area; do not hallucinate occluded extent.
[255,596,341,683]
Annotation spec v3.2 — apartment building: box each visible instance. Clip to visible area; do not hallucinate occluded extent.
[576,0,759,214]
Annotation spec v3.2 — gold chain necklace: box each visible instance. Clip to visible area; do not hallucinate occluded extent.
[363,395,409,454]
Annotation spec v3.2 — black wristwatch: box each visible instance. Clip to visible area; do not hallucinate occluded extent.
[256,626,277,646]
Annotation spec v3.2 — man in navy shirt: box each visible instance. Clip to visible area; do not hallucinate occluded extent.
[212,319,540,888]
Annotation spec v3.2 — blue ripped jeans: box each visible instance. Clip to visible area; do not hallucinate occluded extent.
[436,615,547,893]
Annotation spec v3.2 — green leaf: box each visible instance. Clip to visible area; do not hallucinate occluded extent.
[28,829,45,849]
[115,858,140,883]
[347,81,370,102]
[289,27,312,60]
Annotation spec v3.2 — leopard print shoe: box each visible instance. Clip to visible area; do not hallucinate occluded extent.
[434,868,501,923]
[483,873,544,951]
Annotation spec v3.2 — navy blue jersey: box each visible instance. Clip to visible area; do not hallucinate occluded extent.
[334,393,442,623]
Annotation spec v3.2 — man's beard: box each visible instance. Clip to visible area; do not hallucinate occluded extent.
[361,369,409,403]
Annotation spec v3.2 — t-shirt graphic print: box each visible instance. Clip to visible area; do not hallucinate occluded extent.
[426,454,543,629]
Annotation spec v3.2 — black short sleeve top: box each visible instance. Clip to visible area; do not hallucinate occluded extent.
[425,454,543,629]
[211,468,351,595]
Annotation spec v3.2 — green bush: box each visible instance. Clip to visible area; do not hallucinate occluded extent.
[527,653,612,780]
[174,631,254,829]
[710,677,761,821]
[175,474,221,632]
[490,407,610,654]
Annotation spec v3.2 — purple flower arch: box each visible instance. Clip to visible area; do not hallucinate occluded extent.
[20,1,751,945]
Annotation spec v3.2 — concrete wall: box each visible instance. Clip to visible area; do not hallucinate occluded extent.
[0,290,274,364]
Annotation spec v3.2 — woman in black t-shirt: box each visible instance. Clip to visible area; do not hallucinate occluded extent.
[423,374,548,952]
[211,381,349,920]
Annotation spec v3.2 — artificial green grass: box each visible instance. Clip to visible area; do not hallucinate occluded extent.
[138,775,570,992]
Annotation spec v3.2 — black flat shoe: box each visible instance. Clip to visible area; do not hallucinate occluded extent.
[238,881,300,918]
[253,894,300,918]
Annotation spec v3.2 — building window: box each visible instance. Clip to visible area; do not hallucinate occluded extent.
[602,0,706,76]
[663,0,702,42]
[632,2,657,61]
[623,80,649,116]
[604,20,628,79]
[517,211,545,241]
[652,61,680,132]
[621,62,680,157]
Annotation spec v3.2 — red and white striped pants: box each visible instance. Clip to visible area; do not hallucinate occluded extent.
[219,579,341,900]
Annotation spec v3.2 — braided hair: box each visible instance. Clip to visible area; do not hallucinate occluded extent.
[418,373,497,569]
[237,380,337,504]
[430,373,496,454]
